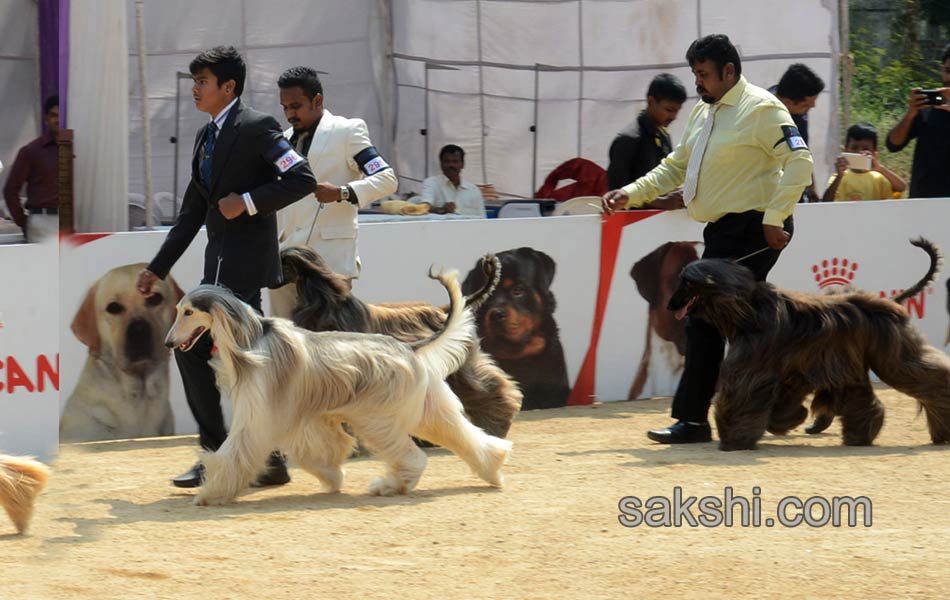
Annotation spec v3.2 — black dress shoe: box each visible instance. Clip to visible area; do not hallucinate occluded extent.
[172,463,205,488]
[805,414,834,434]
[252,452,291,487]
[647,421,713,444]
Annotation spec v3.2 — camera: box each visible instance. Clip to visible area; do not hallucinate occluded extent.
[918,89,946,106]
[841,152,872,171]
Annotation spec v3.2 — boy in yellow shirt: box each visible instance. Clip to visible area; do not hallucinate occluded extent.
[823,122,906,202]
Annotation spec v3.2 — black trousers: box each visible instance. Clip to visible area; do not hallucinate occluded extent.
[670,211,794,423]
[175,287,262,451]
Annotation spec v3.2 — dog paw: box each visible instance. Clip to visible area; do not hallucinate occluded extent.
[368,475,406,496]
[718,440,757,451]
[194,492,230,506]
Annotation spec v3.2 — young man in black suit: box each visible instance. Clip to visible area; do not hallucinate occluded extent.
[135,46,317,488]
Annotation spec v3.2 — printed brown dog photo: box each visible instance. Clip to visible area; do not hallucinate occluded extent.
[60,263,184,442]
[627,241,701,400]
[463,247,570,410]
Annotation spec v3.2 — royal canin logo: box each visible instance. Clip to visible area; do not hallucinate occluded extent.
[812,258,858,288]
[812,257,931,319]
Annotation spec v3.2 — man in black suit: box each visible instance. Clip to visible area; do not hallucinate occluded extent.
[135,46,316,488]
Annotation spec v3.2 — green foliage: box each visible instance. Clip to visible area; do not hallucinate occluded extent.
[845,1,944,184]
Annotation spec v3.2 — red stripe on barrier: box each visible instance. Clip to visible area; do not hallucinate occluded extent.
[567,210,660,405]
[61,232,113,247]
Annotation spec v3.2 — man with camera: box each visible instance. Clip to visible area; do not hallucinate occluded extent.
[885,43,950,199]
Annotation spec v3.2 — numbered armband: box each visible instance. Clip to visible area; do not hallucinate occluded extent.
[354,146,391,176]
[773,125,808,151]
[265,138,306,174]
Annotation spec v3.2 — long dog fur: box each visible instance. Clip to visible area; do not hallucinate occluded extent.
[165,270,513,505]
[667,237,950,451]
[0,455,50,534]
[279,245,523,438]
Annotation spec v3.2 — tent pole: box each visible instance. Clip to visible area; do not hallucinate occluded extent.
[135,0,154,229]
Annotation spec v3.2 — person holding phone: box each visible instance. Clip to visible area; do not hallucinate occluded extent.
[885,42,950,199]
[822,122,906,202]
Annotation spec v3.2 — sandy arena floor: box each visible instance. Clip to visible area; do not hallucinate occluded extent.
[3,388,949,599]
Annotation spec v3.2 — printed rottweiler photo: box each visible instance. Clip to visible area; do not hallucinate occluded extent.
[462,247,570,410]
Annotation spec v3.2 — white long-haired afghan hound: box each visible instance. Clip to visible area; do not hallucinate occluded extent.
[0,455,50,534]
[165,269,513,506]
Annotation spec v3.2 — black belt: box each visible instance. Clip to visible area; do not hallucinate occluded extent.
[29,207,58,215]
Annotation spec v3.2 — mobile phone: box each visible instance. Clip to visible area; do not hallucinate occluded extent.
[841,152,872,171]
[918,89,946,105]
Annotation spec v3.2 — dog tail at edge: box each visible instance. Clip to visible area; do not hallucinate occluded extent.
[894,238,943,304]
[411,268,474,380]
[0,455,50,534]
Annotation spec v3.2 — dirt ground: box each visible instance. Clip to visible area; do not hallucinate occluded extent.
[3,387,949,599]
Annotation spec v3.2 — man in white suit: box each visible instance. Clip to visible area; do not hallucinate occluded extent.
[270,66,398,317]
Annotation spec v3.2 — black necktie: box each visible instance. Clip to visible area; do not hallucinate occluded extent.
[200,121,218,187]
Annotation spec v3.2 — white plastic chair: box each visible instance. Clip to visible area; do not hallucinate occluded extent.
[496,202,542,219]
[551,196,604,216]
[154,192,180,224]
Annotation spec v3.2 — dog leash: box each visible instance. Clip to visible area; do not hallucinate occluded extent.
[305,201,323,246]
[734,246,771,263]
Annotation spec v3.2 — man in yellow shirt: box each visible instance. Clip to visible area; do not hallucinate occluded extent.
[603,34,813,444]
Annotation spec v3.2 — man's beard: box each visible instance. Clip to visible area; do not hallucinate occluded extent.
[697,87,714,104]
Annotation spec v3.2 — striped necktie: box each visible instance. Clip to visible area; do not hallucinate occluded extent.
[682,104,719,206]
[200,121,218,188]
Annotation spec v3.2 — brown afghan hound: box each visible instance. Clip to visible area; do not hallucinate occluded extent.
[278,246,522,438]
[668,238,950,451]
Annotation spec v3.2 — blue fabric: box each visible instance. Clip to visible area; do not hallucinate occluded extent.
[200,121,218,188]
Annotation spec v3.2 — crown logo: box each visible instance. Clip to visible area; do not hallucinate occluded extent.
[812,257,858,288]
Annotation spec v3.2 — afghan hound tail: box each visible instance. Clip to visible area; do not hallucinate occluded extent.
[464,253,502,313]
[894,237,943,303]
[411,267,475,380]
[0,455,50,534]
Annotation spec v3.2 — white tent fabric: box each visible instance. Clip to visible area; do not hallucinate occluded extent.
[124,0,390,215]
[389,0,839,198]
[89,0,837,230]
[69,0,129,233]
[0,0,40,213]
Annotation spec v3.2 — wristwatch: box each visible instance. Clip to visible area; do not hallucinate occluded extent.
[338,184,358,205]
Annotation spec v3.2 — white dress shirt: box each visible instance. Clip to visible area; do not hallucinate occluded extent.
[414,174,486,217]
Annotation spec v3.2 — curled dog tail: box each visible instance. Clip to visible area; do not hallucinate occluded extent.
[0,455,50,534]
[894,238,942,304]
[411,268,474,380]
[464,253,502,312]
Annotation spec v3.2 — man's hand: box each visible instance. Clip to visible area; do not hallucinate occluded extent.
[443,202,457,214]
[601,189,629,215]
[136,269,160,296]
[763,224,790,250]
[935,87,950,112]
[316,182,342,203]
[218,193,246,220]
[648,189,685,211]
[907,88,932,117]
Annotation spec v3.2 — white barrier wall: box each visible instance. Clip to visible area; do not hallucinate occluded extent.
[594,200,950,401]
[59,218,600,436]
[0,240,59,458]
[5,200,950,444]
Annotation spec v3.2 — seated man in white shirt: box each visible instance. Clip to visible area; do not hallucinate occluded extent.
[413,144,486,217]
